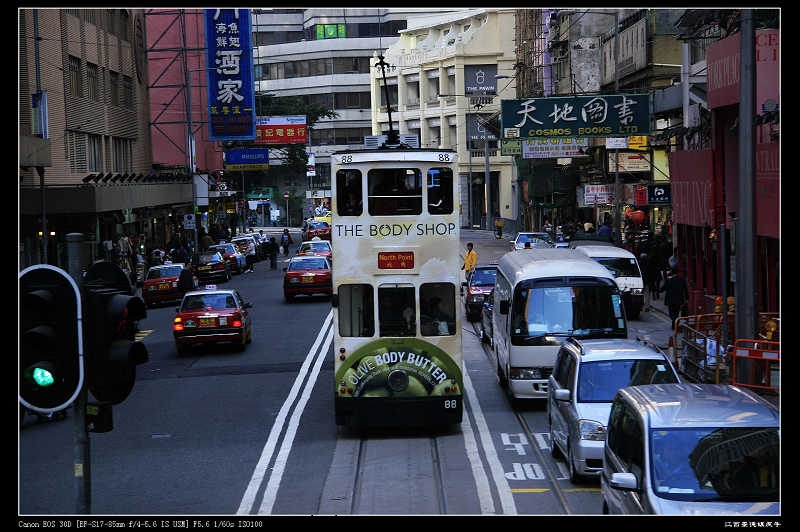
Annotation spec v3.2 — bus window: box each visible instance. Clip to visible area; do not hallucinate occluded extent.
[336,169,363,216]
[378,285,416,336]
[337,284,374,337]
[420,282,456,336]
[368,168,422,216]
[427,167,453,214]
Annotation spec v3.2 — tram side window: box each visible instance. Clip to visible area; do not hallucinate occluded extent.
[420,282,456,336]
[336,169,363,216]
[368,168,422,216]
[427,167,454,215]
[378,286,416,337]
[337,284,374,337]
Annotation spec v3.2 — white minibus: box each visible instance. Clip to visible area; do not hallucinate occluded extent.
[491,248,627,404]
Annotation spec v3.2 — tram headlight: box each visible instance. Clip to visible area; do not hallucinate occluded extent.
[387,369,409,392]
[509,367,543,380]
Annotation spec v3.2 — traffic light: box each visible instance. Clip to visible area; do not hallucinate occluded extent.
[19,265,84,413]
[83,262,148,405]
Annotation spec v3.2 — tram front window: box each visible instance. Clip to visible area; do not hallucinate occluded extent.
[379,286,416,336]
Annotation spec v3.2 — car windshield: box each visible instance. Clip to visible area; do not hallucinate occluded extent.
[199,252,219,264]
[470,268,497,287]
[310,221,330,228]
[148,266,183,279]
[510,282,625,343]
[289,258,328,271]
[577,359,678,402]
[592,257,641,278]
[649,427,779,503]
[182,293,237,310]
[302,242,331,252]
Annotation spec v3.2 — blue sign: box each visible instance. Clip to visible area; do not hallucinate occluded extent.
[647,184,671,204]
[501,94,650,139]
[205,9,256,141]
[224,148,268,166]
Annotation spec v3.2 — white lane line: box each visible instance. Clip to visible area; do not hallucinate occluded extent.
[237,310,334,515]
[462,363,518,515]
[257,323,334,515]
[459,362,496,514]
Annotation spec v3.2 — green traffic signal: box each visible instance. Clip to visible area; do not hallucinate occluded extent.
[28,363,56,387]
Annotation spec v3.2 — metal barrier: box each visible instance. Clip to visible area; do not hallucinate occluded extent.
[674,314,732,384]
[730,339,780,397]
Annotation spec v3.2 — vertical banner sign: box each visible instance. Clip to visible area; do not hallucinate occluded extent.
[205,9,256,141]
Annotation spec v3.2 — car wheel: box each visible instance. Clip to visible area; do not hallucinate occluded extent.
[568,444,582,483]
[602,501,609,515]
[629,309,640,320]
[246,326,253,344]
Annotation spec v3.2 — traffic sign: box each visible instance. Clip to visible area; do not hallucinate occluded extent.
[283,191,290,200]
[183,213,195,230]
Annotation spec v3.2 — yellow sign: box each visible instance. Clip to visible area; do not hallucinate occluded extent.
[628,135,649,151]
[224,163,269,171]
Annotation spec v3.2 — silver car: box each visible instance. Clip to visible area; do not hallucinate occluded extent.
[602,383,780,515]
[548,337,680,482]
[509,232,554,250]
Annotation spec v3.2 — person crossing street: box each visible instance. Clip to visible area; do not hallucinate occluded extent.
[461,242,477,282]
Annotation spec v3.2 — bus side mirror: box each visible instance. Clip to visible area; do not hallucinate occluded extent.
[499,300,509,315]
[331,294,338,307]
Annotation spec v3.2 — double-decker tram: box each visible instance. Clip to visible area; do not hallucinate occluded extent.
[330,143,462,428]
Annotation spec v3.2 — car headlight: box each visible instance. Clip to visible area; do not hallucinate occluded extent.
[469,294,484,304]
[631,288,642,295]
[509,367,543,380]
[289,278,300,284]
[578,419,606,441]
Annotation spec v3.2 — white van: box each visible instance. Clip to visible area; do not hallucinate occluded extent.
[491,249,627,405]
[573,245,644,319]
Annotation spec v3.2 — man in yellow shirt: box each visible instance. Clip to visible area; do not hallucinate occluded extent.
[462,242,477,282]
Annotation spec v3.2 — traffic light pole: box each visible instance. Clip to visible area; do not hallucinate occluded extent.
[73,385,91,513]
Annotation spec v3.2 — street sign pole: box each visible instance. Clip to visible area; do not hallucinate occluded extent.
[283,191,290,227]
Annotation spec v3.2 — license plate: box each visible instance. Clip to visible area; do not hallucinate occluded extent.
[301,276,314,283]
[199,265,211,270]
[199,317,216,327]
[158,282,170,290]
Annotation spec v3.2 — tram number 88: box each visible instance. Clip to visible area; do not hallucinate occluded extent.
[443,399,458,409]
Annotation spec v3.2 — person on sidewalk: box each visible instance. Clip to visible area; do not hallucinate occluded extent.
[279,228,293,256]
[461,242,477,282]
[663,268,688,324]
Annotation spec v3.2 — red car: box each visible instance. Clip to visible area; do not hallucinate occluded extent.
[304,220,331,241]
[142,263,197,307]
[173,287,253,355]
[283,255,332,302]
[208,242,247,274]
[296,240,333,264]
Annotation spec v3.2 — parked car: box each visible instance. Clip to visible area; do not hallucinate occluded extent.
[463,263,498,321]
[142,263,197,308]
[509,232,555,250]
[208,242,246,274]
[302,220,331,241]
[283,255,332,302]
[297,239,333,264]
[602,383,780,515]
[194,250,231,283]
[548,337,681,482]
[479,289,495,347]
[173,286,253,355]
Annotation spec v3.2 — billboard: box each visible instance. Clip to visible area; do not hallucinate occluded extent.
[205,9,256,141]
[501,93,650,139]
[223,148,269,171]
[255,115,308,145]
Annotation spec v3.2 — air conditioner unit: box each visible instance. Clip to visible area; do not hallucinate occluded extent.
[400,134,419,148]
[364,135,387,149]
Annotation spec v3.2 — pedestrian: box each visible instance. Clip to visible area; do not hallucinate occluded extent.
[461,242,477,282]
[663,268,689,324]
[266,236,279,270]
[172,240,189,265]
[639,252,650,311]
[597,217,612,240]
[200,227,213,251]
[279,228,293,256]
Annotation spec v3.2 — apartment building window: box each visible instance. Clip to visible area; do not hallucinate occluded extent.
[113,137,132,173]
[88,134,103,172]
[122,75,134,109]
[333,127,372,145]
[334,92,370,109]
[119,9,130,41]
[69,56,82,98]
[305,93,334,108]
[66,131,88,173]
[333,56,370,74]
[87,62,99,101]
[110,71,120,106]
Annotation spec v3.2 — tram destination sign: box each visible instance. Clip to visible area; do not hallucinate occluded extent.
[501,93,650,139]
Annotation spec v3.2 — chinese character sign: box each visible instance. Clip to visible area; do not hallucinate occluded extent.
[254,115,308,145]
[501,94,650,139]
[205,9,256,141]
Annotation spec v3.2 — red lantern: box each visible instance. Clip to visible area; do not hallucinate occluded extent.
[630,210,647,225]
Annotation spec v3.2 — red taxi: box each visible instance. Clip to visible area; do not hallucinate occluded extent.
[463,263,498,322]
[296,240,333,264]
[304,220,331,241]
[173,286,253,355]
[142,263,197,307]
[283,255,332,302]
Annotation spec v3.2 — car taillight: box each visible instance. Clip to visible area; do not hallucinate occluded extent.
[215,263,224,270]
[232,314,243,327]
[173,316,184,331]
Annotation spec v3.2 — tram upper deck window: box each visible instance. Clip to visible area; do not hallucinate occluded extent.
[336,169,363,216]
[427,167,454,215]
[368,168,422,216]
